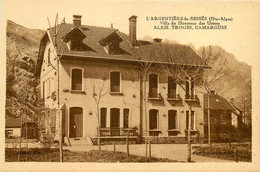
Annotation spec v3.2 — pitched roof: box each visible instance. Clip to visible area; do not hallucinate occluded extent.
[49,23,134,59]
[35,23,208,77]
[6,118,22,128]
[5,118,34,128]
[203,94,234,111]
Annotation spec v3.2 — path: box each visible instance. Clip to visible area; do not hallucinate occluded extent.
[64,144,233,162]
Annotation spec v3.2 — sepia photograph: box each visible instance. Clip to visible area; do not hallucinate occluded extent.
[1,0,260,171]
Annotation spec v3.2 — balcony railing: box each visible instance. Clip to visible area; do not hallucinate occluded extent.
[99,127,138,137]
[185,94,199,101]
[148,93,161,100]
[167,94,181,100]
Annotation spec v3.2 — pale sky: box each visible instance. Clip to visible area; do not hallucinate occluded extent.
[2,0,260,65]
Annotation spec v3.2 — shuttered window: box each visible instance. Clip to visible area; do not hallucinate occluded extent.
[123,109,129,128]
[149,109,158,130]
[168,110,177,130]
[71,69,83,91]
[100,108,107,128]
[149,74,158,98]
[110,108,120,128]
[186,110,195,130]
[168,77,177,98]
[110,72,120,92]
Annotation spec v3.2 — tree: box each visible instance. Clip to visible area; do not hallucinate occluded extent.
[198,46,229,146]
[134,47,156,162]
[148,43,208,162]
[91,79,108,150]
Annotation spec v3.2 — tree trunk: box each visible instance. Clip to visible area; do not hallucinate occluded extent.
[97,105,101,150]
[126,133,129,157]
[149,139,151,160]
[57,55,63,162]
[187,108,192,162]
[207,93,211,147]
[144,71,148,162]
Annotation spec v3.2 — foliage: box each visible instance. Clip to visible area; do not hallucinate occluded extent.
[5,149,176,162]
[193,143,251,162]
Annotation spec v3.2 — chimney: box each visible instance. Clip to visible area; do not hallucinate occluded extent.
[129,15,137,46]
[73,15,82,27]
[153,38,162,43]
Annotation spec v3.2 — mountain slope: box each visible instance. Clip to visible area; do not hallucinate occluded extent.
[6,20,45,120]
[141,36,251,121]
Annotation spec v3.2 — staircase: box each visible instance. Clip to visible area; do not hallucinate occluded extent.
[65,137,93,146]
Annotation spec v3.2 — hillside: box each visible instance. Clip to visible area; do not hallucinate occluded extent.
[6,20,45,120]
[197,46,251,112]
[141,36,252,121]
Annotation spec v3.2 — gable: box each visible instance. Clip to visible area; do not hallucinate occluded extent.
[62,26,87,42]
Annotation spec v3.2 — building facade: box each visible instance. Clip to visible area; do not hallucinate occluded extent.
[35,15,206,144]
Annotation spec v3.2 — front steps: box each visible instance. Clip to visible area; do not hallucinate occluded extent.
[65,137,93,146]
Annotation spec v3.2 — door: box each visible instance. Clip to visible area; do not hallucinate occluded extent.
[69,107,83,138]
[110,108,120,136]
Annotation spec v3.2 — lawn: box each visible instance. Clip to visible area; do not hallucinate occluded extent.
[5,148,177,162]
[192,143,251,162]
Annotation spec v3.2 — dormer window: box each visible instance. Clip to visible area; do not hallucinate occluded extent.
[99,30,123,55]
[62,27,93,52]
[69,38,88,51]
[106,40,120,54]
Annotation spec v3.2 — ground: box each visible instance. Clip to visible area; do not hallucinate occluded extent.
[5,148,175,162]
[65,144,233,162]
[6,140,251,162]
[193,143,251,162]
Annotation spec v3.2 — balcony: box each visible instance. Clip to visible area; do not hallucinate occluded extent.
[167,94,181,101]
[185,94,199,102]
[99,127,138,137]
[148,93,162,100]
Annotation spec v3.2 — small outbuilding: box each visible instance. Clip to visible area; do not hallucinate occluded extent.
[203,91,238,141]
[5,118,38,139]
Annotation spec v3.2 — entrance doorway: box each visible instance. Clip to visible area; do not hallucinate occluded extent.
[69,107,83,138]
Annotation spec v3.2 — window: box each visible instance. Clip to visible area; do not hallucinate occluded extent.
[45,78,51,98]
[149,74,158,98]
[186,110,195,130]
[100,108,107,128]
[149,109,158,130]
[110,72,120,92]
[106,41,120,54]
[123,109,129,128]
[110,108,120,128]
[71,69,83,91]
[168,77,177,98]
[168,110,178,130]
[70,39,89,51]
[47,48,51,65]
[185,77,195,99]
[42,81,45,100]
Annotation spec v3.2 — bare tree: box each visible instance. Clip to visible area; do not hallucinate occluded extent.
[46,14,65,162]
[148,43,208,162]
[134,47,156,162]
[198,46,229,146]
[90,79,108,150]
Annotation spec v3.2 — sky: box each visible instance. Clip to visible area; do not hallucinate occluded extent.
[2,0,260,65]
